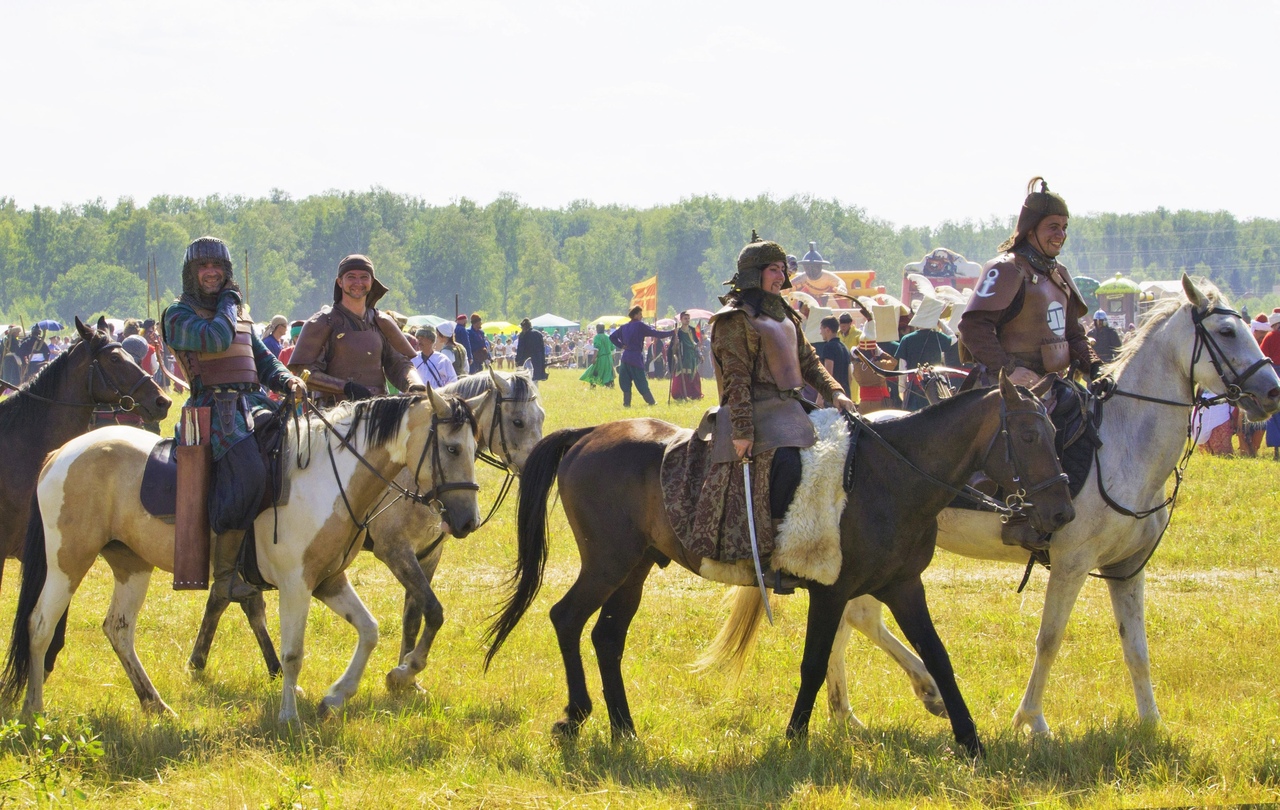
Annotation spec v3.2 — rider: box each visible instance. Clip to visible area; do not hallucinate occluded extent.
[957,177,1099,389]
[956,179,1097,550]
[162,236,307,602]
[287,254,426,404]
[704,231,855,587]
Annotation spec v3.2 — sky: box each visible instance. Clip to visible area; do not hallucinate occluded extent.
[4,0,1277,228]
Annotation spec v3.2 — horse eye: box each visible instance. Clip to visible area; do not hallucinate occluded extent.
[1217,326,1234,338]
[447,444,459,456]
[512,419,524,428]
[1022,430,1038,443]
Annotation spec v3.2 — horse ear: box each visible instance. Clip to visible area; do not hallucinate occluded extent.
[465,390,492,417]
[1182,272,1210,312]
[96,315,109,333]
[75,317,94,341]
[428,385,452,419]
[488,366,510,398]
[998,369,1019,403]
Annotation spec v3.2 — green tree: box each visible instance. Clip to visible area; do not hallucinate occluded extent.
[48,261,147,323]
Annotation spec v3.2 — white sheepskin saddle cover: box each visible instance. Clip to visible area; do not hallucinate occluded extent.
[698,408,848,586]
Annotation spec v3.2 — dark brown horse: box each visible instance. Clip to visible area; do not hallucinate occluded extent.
[0,317,171,579]
[485,376,1074,756]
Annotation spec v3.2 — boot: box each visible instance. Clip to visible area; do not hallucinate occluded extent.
[766,519,805,596]
[211,529,258,603]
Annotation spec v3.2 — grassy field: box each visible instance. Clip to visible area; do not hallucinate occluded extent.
[0,370,1278,808]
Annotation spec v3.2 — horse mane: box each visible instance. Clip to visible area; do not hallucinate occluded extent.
[0,334,98,434]
[442,369,537,402]
[1105,280,1225,375]
[297,394,477,455]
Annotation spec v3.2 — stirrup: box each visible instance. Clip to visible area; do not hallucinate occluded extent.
[769,570,804,596]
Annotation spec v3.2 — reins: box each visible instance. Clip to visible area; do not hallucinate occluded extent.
[1029,301,1266,584]
[842,393,1066,522]
[11,339,151,415]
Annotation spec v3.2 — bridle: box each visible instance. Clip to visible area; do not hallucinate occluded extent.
[844,392,1066,523]
[297,395,480,552]
[12,338,153,414]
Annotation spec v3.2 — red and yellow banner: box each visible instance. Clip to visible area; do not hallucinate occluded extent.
[630,275,658,319]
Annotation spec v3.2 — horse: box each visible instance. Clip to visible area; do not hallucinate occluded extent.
[185,368,545,692]
[0,317,171,589]
[1,387,486,723]
[821,275,1280,734]
[484,375,1075,756]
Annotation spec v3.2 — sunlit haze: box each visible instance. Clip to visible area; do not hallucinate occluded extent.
[5,0,1276,226]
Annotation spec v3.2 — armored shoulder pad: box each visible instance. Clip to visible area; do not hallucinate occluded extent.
[964,254,1026,314]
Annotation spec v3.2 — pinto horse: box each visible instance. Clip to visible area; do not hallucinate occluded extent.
[485,376,1074,756]
[0,317,170,587]
[2,388,485,723]
[185,368,545,692]
[823,275,1280,734]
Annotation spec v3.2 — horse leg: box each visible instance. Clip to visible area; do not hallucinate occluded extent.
[785,586,851,739]
[187,590,280,678]
[589,560,654,740]
[879,578,982,757]
[101,567,173,715]
[399,546,442,665]
[548,574,627,739]
[1012,562,1089,735]
[313,572,378,718]
[241,592,282,678]
[275,580,312,724]
[828,595,947,725]
[378,545,442,692]
[186,591,231,673]
[1107,570,1160,725]
[22,573,76,716]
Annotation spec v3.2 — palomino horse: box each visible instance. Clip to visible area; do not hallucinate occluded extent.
[485,376,1075,756]
[824,276,1280,733]
[2,389,485,723]
[0,317,171,589]
[185,368,545,692]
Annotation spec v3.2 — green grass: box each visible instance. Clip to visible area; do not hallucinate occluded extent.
[2,369,1278,807]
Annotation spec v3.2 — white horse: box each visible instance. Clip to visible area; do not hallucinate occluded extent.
[185,369,545,693]
[825,275,1280,733]
[2,389,486,723]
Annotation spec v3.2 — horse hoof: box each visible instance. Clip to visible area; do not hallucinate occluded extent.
[142,699,175,717]
[551,718,580,740]
[384,667,419,693]
[185,657,207,674]
[278,710,300,725]
[317,696,346,719]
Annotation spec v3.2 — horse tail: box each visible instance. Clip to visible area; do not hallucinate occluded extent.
[1,491,48,703]
[692,586,769,676]
[484,426,596,670]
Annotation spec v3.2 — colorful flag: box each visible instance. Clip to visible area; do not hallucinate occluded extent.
[630,275,658,319]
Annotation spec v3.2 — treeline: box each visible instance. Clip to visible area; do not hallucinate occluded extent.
[1,191,1277,326]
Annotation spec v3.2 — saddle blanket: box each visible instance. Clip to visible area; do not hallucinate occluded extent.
[662,408,851,587]
[141,436,291,520]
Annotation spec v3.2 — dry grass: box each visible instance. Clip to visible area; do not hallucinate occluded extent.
[1,369,1278,807]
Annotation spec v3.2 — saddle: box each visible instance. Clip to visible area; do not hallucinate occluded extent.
[140,408,292,522]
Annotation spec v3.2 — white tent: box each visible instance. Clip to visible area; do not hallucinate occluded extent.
[528,313,579,329]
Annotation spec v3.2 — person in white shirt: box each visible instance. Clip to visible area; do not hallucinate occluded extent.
[411,325,457,388]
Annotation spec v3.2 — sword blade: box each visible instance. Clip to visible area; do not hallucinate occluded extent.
[742,460,774,625]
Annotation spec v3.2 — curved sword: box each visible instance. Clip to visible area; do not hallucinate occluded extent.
[742,458,774,625]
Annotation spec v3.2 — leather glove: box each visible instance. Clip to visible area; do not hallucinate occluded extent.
[343,381,375,401]
[218,284,243,308]
[406,383,428,394]
[1088,361,1103,381]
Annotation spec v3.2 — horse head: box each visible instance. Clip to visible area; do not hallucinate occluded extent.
[483,367,545,472]
[407,386,487,539]
[72,316,172,421]
[984,374,1075,534]
[1179,275,1280,421]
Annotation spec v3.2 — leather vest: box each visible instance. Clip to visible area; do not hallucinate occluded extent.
[708,311,815,463]
[178,309,258,387]
[999,261,1072,374]
[326,327,389,393]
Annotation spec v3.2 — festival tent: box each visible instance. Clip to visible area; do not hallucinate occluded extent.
[684,308,715,321]
[482,321,520,335]
[590,315,629,328]
[528,313,579,335]
[656,318,677,329]
[405,314,448,328]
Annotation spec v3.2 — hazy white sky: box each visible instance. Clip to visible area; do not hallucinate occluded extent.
[4,0,1276,227]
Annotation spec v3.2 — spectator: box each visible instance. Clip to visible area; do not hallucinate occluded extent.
[1088,310,1122,364]
[411,325,457,388]
[263,315,288,357]
[610,306,673,406]
[815,316,851,407]
[515,319,547,380]
[436,321,469,378]
[467,314,490,372]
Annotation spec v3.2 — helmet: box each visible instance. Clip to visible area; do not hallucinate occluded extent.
[1000,177,1069,252]
[183,236,232,274]
[724,230,791,292]
[1094,309,1108,320]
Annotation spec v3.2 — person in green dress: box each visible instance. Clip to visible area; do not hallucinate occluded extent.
[669,311,703,400]
[580,323,616,387]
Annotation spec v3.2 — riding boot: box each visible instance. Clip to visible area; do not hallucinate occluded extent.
[1001,514,1050,552]
[767,519,805,596]
[211,529,258,603]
